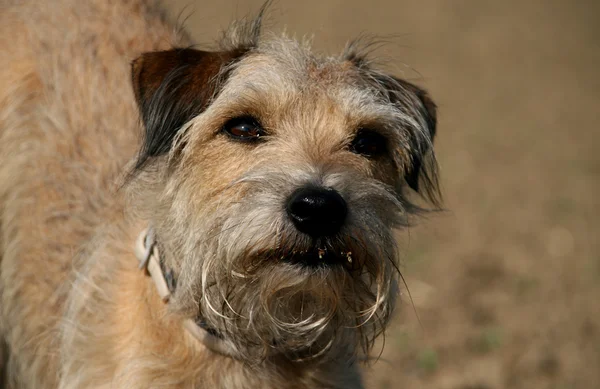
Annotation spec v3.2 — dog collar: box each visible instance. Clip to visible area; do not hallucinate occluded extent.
[134,227,237,357]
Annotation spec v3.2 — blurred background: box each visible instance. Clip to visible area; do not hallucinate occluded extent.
[166,1,599,388]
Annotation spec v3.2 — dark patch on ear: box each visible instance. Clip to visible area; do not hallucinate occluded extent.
[375,75,441,205]
[131,47,246,171]
[399,81,437,191]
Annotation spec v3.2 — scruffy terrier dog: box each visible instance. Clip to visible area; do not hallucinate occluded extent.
[0,1,440,388]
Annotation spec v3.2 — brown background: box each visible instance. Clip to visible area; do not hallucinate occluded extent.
[166,1,600,388]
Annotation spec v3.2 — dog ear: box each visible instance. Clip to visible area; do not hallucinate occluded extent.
[376,76,440,204]
[398,80,437,192]
[131,48,245,170]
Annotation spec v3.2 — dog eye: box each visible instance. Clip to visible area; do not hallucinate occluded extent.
[222,116,265,142]
[350,129,387,157]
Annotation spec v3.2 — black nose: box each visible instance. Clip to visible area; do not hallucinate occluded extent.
[286,186,347,237]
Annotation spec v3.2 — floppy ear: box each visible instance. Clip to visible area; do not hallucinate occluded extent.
[131,48,245,170]
[375,75,440,204]
[396,80,437,193]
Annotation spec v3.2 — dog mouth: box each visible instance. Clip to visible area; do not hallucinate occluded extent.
[185,232,392,361]
[259,244,359,270]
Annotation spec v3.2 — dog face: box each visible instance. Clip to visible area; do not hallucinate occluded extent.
[130,21,439,362]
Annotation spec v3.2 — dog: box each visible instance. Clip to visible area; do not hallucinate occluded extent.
[0,1,440,388]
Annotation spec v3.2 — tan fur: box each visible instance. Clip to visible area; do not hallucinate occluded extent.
[0,1,439,388]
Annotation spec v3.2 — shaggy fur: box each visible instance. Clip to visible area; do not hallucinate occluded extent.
[0,1,440,388]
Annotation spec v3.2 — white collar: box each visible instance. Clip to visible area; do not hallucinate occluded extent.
[134,227,238,357]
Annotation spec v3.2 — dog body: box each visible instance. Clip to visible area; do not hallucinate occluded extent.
[0,1,439,388]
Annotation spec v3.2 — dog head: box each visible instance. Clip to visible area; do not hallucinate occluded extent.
[129,16,440,363]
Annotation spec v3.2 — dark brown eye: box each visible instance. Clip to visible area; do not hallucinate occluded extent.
[350,129,387,157]
[223,116,264,142]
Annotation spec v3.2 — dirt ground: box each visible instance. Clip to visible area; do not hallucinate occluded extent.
[167,1,600,388]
